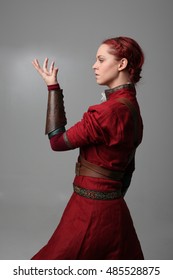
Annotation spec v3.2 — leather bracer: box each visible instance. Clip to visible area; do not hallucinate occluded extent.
[45,89,67,135]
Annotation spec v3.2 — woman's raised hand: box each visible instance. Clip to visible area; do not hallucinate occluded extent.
[32,58,59,86]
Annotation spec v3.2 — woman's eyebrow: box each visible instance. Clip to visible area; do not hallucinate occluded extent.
[96,55,105,59]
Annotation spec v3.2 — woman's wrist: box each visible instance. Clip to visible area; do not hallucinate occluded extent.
[47,83,61,91]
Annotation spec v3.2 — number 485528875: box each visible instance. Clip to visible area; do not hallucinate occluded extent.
[106,266,160,276]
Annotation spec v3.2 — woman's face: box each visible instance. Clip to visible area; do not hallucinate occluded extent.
[93,44,121,88]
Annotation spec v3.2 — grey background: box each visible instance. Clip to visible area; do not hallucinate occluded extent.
[0,0,172,260]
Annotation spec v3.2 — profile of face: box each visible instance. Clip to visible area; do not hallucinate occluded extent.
[93,44,129,88]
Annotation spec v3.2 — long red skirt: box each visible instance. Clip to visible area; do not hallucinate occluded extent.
[31,191,144,260]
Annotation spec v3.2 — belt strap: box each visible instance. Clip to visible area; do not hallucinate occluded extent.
[116,98,139,147]
[75,156,124,181]
[73,185,122,200]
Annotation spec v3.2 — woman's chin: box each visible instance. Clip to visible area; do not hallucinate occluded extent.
[95,79,105,86]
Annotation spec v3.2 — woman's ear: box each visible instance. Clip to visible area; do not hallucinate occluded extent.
[118,58,128,71]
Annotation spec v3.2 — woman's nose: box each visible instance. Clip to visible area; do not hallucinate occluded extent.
[92,62,97,69]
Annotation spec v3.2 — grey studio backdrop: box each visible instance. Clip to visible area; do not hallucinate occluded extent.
[0,0,172,260]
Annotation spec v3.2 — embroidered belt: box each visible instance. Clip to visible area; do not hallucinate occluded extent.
[73,185,122,200]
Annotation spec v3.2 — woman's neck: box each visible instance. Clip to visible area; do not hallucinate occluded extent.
[107,71,131,89]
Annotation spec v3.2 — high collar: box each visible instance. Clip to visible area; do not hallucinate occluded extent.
[104,83,135,100]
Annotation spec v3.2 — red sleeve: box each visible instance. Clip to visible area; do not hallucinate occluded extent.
[65,103,121,149]
[49,105,108,151]
[49,103,122,151]
[49,132,73,151]
[47,84,60,91]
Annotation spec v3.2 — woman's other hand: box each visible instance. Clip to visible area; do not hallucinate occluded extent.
[32,58,59,86]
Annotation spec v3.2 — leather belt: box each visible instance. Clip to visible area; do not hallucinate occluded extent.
[73,185,122,200]
[75,156,124,181]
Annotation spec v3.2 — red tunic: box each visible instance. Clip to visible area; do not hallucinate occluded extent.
[32,84,144,260]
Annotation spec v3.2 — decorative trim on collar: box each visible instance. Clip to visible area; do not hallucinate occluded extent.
[105,83,135,99]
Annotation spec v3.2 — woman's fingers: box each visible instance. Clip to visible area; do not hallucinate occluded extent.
[32,59,43,74]
[32,58,57,74]
[53,67,59,77]
[32,59,38,69]
[32,58,58,85]
[43,58,50,74]
[49,61,55,74]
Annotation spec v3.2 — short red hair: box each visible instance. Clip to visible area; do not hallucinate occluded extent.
[102,37,144,84]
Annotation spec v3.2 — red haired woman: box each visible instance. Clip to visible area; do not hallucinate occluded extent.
[31,36,145,260]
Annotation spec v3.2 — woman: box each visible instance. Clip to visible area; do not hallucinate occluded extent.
[31,36,144,260]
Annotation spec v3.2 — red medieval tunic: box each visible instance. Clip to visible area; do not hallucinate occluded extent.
[31,84,144,260]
